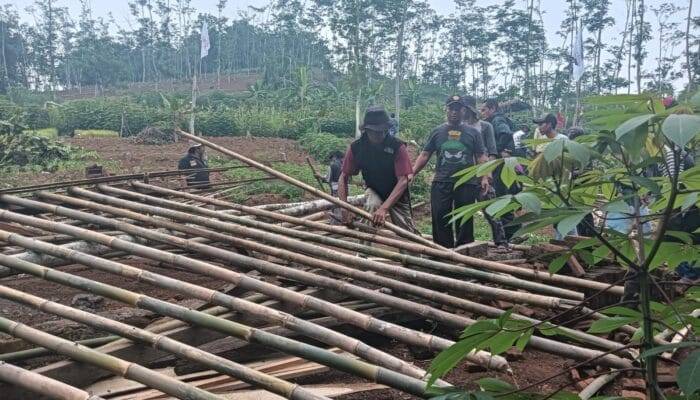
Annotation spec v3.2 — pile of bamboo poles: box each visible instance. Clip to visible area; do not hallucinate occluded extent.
[0,135,638,400]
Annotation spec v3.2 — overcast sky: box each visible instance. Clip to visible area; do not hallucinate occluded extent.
[8,0,699,89]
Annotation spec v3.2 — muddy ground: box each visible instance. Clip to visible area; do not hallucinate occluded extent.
[1,136,309,189]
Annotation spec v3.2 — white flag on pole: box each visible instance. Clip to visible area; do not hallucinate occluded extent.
[571,21,584,82]
[200,21,210,59]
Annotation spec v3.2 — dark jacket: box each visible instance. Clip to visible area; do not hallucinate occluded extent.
[177,153,210,187]
[350,134,405,201]
[487,112,515,155]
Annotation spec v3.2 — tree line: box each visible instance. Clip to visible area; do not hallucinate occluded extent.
[0,0,698,111]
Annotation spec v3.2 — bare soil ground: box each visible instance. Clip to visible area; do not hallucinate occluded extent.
[1,136,308,189]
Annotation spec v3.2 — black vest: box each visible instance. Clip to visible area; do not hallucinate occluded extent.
[350,134,405,201]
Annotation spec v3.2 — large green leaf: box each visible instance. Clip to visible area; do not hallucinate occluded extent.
[548,253,570,274]
[662,114,700,148]
[640,342,700,357]
[515,192,541,214]
[614,114,654,140]
[500,157,518,188]
[565,140,591,166]
[588,316,637,333]
[556,212,588,237]
[485,196,513,217]
[678,350,700,395]
[543,138,566,163]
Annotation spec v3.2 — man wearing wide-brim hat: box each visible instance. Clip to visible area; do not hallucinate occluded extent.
[337,105,417,231]
[177,140,210,188]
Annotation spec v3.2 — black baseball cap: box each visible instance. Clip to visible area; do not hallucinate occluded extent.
[533,113,557,128]
[445,95,465,107]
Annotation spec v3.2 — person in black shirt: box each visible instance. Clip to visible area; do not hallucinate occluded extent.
[412,95,488,248]
[177,141,210,188]
[315,150,344,196]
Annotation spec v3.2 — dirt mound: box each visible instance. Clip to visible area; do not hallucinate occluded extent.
[131,126,176,145]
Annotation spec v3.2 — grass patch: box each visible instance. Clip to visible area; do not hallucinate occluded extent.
[22,127,58,138]
[212,157,362,203]
[74,129,120,138]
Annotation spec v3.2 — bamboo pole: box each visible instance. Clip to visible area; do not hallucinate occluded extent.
[0,314,224,400]
[0,255,433,398]
[0,361,104,400]
[132,181,622,295]
[0,229,428,382]
[14,195,632,369]
[0,233,144,278]
[0,199,505,371]
[48,190,634,362]
[174,129,438,247]
[0,335,118,362]
[0,285,331,400]
[91,186,577,304]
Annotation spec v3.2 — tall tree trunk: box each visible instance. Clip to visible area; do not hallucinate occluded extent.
[596,27,603,93]
[395,6,406,127]
[636,0,645,94]
[614,0,632,94]
[1,21,8,87]
[525,0,535,102]
[686,0,694,90]
[628,0,637,94]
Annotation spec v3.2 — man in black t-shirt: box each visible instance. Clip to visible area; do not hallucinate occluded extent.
[412,95,488,247]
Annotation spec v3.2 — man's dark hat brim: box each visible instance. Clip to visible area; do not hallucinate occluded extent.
[362,123,390,132]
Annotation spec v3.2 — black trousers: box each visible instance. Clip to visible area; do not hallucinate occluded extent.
[431,181,479,248]
[493,163,519,239]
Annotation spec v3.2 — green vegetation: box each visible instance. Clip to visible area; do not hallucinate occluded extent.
[0,133,96,172]
[74,129,120,138]
[427,93,700,399]
[22,127,57,138]
[298,132,349,161]
[213,159,362,203]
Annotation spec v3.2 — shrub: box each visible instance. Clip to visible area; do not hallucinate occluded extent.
[55,99,168,136]
[23,128,58,138]
[319,117,355,137]
[23,106,50,130]
[298,131,349,161]
[399,104,444,146]
[0,133,94,171]
[195,109,238,136]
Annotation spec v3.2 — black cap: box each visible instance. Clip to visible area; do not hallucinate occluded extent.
[460,95,479,115]
[445,95,464,107]
[361,106,391,132]
[533,113,557,128]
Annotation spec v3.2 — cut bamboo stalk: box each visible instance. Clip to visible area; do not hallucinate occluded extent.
[0,361,104,400]
[0,254,433,398]
[51,189,633,358]
[0,285,331,400]
[174,129,438,248]
[0,314,225,400]
[0,229,428,381]
[86,186,576,305]
[131,181,623,295]
[578,370,620,399]
[0,233,144,278]
[0,335,119,362]
[0,199,505,372]
[6,196,632,369]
